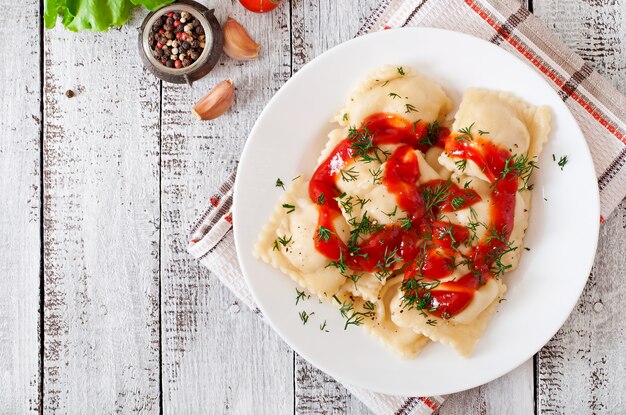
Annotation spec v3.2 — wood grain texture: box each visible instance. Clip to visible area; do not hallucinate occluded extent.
[436,361,534,415]
[42,12,161,413]
[534,0,626,94]
[533,1,626,413]
[159,2,294,414]
[535,201,626,414]
[0,1,41,413]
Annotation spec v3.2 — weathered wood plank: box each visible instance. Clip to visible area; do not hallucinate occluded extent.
[42,12,161,413]
[0,1,41,413]
[295,358,378,415]
[533,0,626,413]
[159,2,294,414]
[535,201,626,414]
[436,361,534,414]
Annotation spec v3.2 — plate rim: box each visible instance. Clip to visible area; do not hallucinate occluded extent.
[233,26,600,396]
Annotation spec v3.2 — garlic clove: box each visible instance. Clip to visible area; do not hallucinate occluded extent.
[223,17,260,61]
[192,79,235,121]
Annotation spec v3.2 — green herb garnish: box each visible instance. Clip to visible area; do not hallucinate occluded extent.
[340,166,359,182]
[404,103,418,113]
[318,226,332,242]
[299,310,313,325]
[295,288,308,305]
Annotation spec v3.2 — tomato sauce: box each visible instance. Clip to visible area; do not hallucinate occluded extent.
[308,113,519,318]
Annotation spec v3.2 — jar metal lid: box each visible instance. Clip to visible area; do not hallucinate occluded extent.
[138,0,222,85]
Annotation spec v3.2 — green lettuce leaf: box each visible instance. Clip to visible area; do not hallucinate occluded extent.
[44,0,174,32]
[131,0,174,11]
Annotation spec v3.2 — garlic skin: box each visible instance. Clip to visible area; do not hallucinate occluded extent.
[223,17,260,61]
[193,80,235,121]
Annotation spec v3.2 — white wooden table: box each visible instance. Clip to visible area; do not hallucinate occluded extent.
[1,0,624,413]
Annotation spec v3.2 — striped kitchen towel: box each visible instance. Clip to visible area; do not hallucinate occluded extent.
[189,0,626,414]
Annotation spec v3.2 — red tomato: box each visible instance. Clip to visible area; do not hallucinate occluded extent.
[239,0,283,13]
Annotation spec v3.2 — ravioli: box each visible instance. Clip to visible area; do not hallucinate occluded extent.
[390,279,506,357]
[338,276,431,358]
[438,88,551,180]
[255,177,351,300]
[337,65,452,127]
[255,67,550,359]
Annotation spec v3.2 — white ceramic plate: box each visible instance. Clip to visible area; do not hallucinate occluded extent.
[233,28,600,396]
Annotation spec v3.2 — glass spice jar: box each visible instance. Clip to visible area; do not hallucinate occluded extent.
[138,0,222,85]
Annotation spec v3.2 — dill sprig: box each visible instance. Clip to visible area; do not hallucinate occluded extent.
[384,205,398,218]
[317,226,333,242]
[455,122,475,141]
[374,246,401,281]
[335,193,353,216]
[299,310,313,325]
[495,153,538,191]
[455,159,467,172]
[369,167,383,185]
[273,235,292,251]
[275,178,285,190]
[340,300,376,329]
[347,273,363,289]
[417,120,440,147]
[325,251,347,276]
[340,166,359,182]
[295,288,309,305]
[317,193,325,205]
[399,217,412,230]
[450,196,465,210]
[319,320,329,332]
[400,245,442,314]
[465,206,481,245]
[348,126,391,164]
[422,180,452,212]
[347,212,383,250]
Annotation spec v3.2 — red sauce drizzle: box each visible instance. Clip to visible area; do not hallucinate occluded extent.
[308,113,519,318]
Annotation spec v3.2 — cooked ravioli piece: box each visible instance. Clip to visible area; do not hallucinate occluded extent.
[390,279,506,357]
[337,65,452,127]
[338,272,386,304]
[317,128,349,166]
[439,88,551,181]
[337,276,430,358]
[254,177,350,300]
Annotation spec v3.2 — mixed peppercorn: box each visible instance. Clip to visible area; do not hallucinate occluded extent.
[148,11,206,69]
